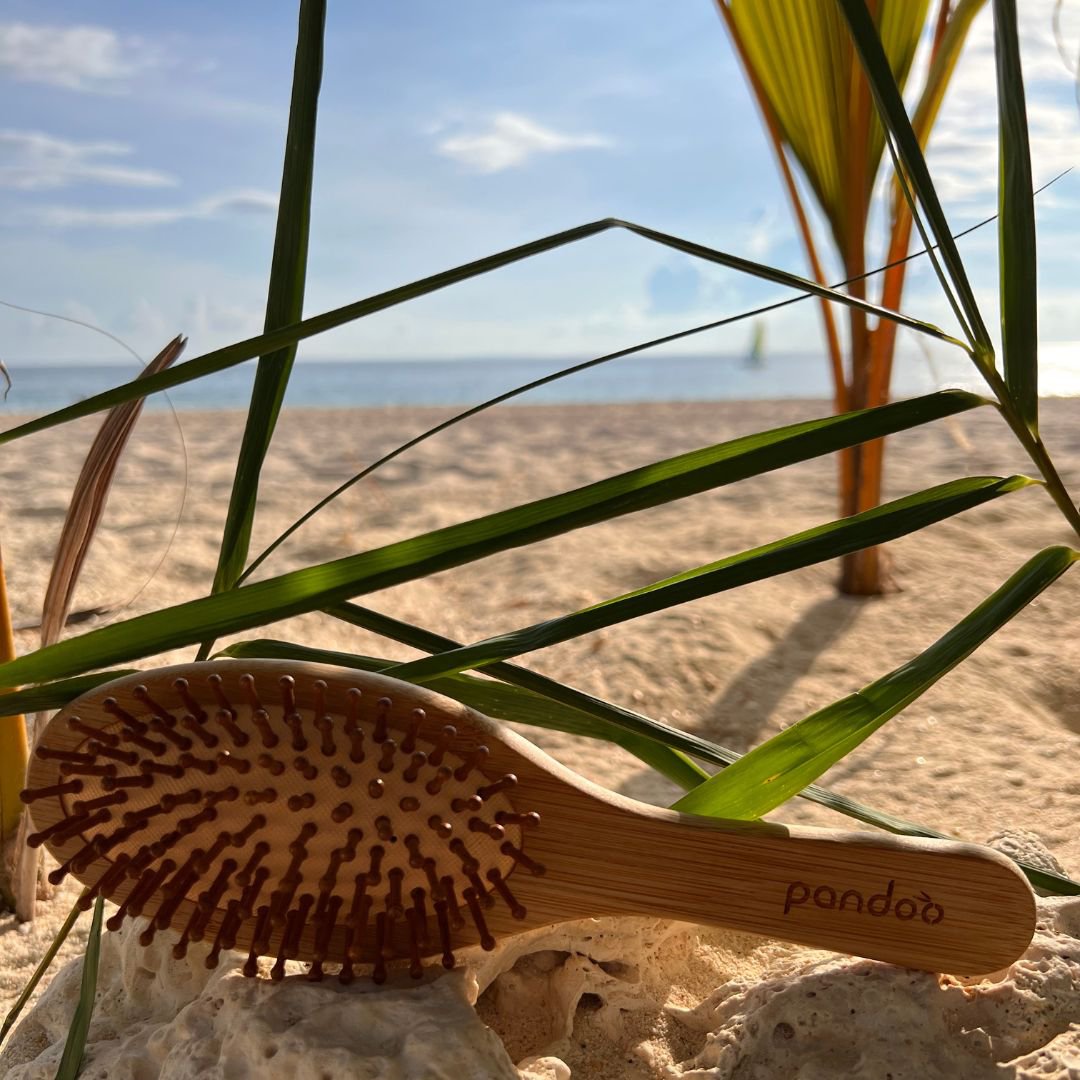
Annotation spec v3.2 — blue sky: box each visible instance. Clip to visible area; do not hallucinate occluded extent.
[1,1,1079,372]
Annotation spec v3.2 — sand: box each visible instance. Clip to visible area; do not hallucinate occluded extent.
[0,394,1078,1072]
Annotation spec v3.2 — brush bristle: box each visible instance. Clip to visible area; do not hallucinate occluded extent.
[24,670,543,984]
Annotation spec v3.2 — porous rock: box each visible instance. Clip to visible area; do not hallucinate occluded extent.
[0,916,517,1079]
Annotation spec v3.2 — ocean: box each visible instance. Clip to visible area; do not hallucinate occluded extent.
[1,347,1078,414]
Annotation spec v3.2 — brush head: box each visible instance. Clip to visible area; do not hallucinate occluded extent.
[24,661,545,983]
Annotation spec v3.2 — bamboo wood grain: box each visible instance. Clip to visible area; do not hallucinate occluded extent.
[24,661,1034,978]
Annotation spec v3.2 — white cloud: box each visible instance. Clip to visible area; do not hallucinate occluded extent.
[436,111,614,172]
[0,22,154,93]
[923,0,1080,205]
[0,130,176,190]
[26,189,278,229]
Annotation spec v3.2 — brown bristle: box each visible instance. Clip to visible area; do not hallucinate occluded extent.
[72,790,127,814]
[148,717,192,752]
[35,747,95,766]
[377,739,397,773]
[59,762,117,779]
[402,751,426,783]
[244,787,278,806]
[487,868,527,919]
[425,765,453,795]
[401,709,425,755]
[256,753,286,776]
[252,709,278,748]
[405,907,424,979]
[477,774,517,801]
[451,794,483,814]
[373,698,392,744]
[410,887,430,947]
[173,678,207,722]
[204,786,239,809]
[120,729,167,756]
[286,712,307,753]
[435,899,456,968]
[68,717,118,745]
[469,816,505,841]
[453,746,489,782]
[102,697,147,733]
[501,841,546,875]
[21,779,83,803]
[180,714,218,748]
[133,685,174,723]
[26,665,544,985]
[427,726,456,767]
[104,773,154,792]
[315,714,335,756]
[495,810,541,828]
[440,875,466,930]
[215,753,251,775]
[88,741,139,766]
[141,760,183,779]
[179,752,218,776]
[427,815,453,839]
[293,756,318,781]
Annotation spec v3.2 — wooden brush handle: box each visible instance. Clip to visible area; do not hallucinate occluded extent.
[559,810,1035,974]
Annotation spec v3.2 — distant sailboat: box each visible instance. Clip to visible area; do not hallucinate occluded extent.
[745,321,766,369]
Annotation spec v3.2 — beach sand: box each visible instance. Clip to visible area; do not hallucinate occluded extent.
[1,395,1078,1071]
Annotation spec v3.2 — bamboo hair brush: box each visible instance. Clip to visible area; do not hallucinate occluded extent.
[23,661,1034,981]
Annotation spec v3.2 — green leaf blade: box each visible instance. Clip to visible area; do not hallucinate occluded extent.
[0,221,964,449]
[994,0,1039,431]
[0,393,988,687]
[838,0,991,351]
[55,895,104,1080]
[386,475,1035,683]
[671,545,1078,819]
[210,0,325,596]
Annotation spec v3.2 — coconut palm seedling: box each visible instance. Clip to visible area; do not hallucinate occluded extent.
[1,0,1079,1070]
[715,0,990,596]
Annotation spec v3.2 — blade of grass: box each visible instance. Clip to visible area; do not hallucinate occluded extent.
[0,671,139,716]
[386,476,1036,683]
[838,0,992,354]
[41,336,186,650]
[242,189,1062,583]
[673,545,1078,818]
[219,635,1080,896]
[0,392,989,686]
[0,894,85,1045]
[54,894,103,1080]
[993,0,1038,432]
[0,217,968,450]
[208,0,325,601]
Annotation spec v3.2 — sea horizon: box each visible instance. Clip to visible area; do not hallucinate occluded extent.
[2,346,1079,413]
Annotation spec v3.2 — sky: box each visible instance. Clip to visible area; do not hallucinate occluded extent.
[1,0,1080,371]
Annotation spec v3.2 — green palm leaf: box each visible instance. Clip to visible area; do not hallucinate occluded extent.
[386,476,1034,683]
[728,0,928,256]
[673,545,1078,817]
[210,0,325,597]
[0,392,985,687]
[993,0,1039,431]
[0,219,965,450]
